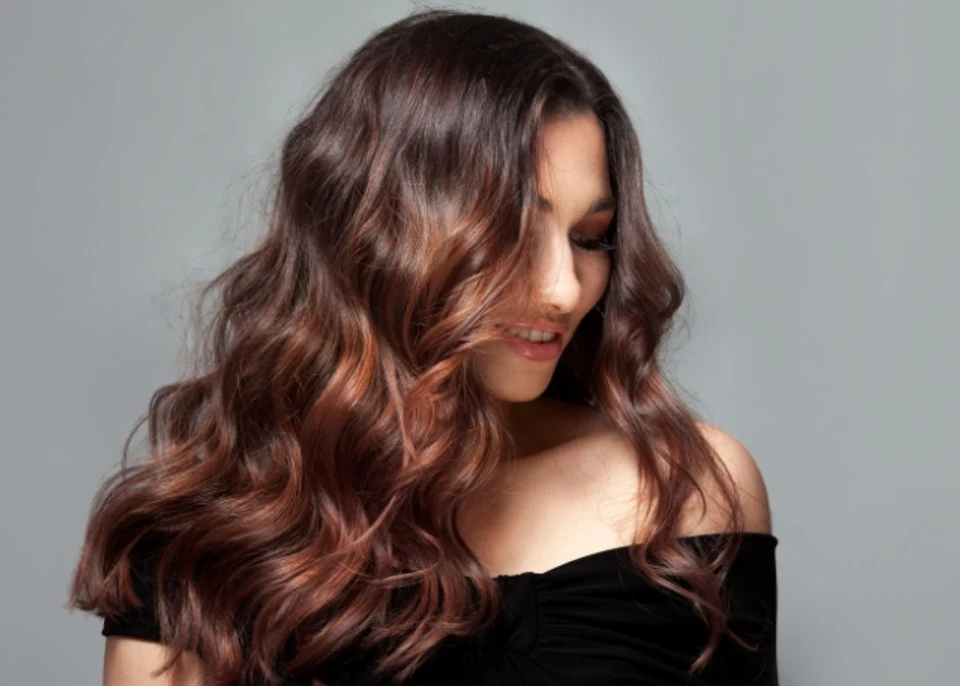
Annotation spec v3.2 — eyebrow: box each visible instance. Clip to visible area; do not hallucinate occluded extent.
[536,194,617,217]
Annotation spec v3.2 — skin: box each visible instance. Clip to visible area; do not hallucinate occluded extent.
[103,639,205,685]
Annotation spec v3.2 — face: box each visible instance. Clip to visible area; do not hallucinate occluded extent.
[474,111,615,405]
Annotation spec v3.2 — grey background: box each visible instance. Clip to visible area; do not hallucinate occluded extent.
[2,1,956,684]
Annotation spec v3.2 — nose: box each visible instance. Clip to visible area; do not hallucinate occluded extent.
[533,227,581,316]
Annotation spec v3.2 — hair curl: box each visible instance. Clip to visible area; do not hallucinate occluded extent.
[69,9,753,685]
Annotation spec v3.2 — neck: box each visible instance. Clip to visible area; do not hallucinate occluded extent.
[496,395,555,458]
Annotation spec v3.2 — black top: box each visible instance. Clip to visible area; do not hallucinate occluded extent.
[102,532,778,685]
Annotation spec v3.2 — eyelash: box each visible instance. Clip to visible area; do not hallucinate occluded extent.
[572,234,616,252]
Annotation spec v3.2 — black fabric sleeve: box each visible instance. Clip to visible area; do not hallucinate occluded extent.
[100,534,167,642]
[698,534,779,685]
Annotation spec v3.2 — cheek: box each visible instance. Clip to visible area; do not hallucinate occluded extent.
[580,257,611,308]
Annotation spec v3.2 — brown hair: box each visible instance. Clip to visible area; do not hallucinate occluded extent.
[68,9,751,685]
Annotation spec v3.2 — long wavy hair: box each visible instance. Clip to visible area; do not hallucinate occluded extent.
[69,9,752,685]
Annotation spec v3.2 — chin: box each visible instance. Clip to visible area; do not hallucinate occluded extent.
[485,380,552,404]
[473,344,560,404]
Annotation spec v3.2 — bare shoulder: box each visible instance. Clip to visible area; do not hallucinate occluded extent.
[683,421,774,536]
[104,637,206,685]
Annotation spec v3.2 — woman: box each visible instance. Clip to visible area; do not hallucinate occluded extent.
[69,9,778,686]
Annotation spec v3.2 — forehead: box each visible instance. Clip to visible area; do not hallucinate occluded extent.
[535,113,612,220]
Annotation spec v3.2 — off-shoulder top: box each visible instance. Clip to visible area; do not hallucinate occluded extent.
[101,532,778,685]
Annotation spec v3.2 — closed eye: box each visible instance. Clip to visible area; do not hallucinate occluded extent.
[571,234,616,252]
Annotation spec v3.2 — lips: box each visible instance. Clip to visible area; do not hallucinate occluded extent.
[503,329,563,361]
[503,325,556,340]
[500,320,568,335]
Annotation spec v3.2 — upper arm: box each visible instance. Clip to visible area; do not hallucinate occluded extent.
[684,422,774,535]
[104,637,206,686]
